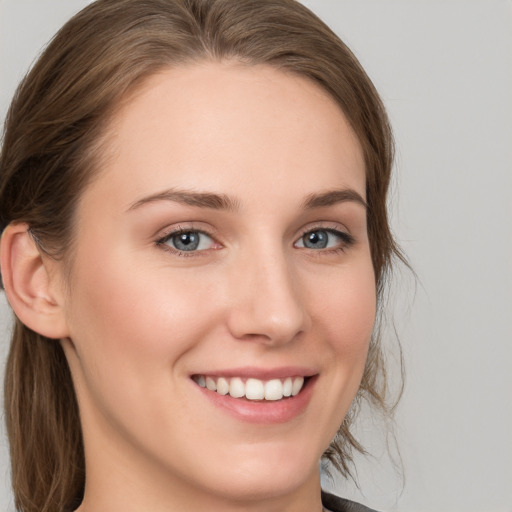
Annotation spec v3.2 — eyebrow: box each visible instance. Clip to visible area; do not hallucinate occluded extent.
[127,187,366,213]
[301,189,367,210]
[127,188,240,212]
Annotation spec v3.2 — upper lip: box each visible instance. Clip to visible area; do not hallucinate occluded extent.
[190,366,318,380]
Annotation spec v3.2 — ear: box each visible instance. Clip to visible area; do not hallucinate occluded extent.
[0,222,70,339]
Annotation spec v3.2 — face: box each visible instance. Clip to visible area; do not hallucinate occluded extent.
[58,62,376,509]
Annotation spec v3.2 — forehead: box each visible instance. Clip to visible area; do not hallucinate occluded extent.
[83,61,365,210]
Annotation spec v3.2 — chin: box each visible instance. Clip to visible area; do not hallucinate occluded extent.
[178,435,323,503]
[199,460,317,504]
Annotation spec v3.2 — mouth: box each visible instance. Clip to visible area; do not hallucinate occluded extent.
[191,374,307,401]
[190,368,318,423]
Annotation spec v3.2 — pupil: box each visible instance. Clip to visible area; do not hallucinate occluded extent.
[180,233,194,245]
[174,232,199,251]
[305,231,327,249]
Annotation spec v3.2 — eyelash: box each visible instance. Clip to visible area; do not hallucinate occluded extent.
[155,225,355,257]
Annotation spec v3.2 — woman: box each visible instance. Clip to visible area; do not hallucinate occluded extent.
[0,1,403,511]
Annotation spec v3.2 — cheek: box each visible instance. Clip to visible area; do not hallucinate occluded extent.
[297,258,376,448]
[312,261,377,354]
[311,258,377,409]
[62,254,226,439]
[63,249,225,411]
[68,254,215,351]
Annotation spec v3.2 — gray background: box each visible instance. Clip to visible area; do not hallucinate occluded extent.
[1,1,511,511]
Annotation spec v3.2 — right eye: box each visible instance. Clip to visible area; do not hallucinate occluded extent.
[158,230,215,253]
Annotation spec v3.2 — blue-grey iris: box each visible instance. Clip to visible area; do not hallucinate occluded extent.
[172,232,200,251]
[303,230,328,249]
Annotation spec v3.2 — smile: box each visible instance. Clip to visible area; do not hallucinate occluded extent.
[192,375,306,401]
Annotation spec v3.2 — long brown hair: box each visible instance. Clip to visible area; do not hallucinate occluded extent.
[0,1,404,510]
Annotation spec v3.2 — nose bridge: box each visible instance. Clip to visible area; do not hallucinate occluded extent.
[226,241,309,345]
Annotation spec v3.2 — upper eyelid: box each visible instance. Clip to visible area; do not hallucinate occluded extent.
[296,221,352,238]
[155,223,218,241]
[296,227,355,243]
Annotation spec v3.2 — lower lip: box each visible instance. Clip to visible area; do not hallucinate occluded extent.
[193,376,317,424]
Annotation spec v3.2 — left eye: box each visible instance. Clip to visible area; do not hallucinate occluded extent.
[295,229,348,250]
[162,231,214,252]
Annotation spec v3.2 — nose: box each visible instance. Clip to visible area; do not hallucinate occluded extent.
[225,249,311,346]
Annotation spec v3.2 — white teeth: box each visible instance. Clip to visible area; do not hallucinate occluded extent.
[205,377,217,391]
[245,378,265,400]
[264,379,283,400]
[229,377,245,398]
[291,376,304,396]
[194,375,307,401]
[283,377,292,397]
[216,377,229,395]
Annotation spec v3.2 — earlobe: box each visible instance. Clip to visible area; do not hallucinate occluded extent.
[0,222,70,339]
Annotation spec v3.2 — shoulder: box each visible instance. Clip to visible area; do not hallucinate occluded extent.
[322,491,381,512]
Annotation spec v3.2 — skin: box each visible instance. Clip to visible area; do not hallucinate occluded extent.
[40,62,375,511]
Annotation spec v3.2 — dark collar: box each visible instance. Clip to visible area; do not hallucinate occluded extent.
[322,491,380,512]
